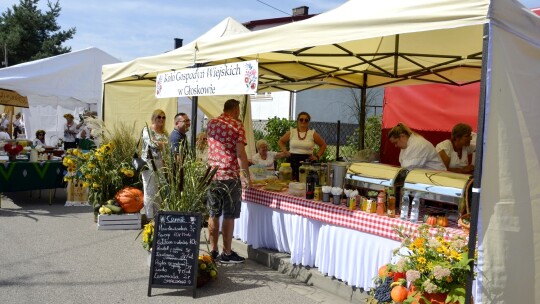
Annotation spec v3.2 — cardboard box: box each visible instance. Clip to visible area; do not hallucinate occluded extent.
[97,213,141,230]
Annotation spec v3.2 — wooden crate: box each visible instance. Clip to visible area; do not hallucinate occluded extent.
[97,213,141,230]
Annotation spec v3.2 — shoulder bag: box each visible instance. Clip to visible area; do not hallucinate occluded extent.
[132,137,148,172]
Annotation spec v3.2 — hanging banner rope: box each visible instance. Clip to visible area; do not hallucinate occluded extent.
[155,60,258,98]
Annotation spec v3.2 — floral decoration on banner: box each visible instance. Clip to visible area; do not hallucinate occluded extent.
[4,143,23,156]
[244,62,258,90]
[367,224,476,304]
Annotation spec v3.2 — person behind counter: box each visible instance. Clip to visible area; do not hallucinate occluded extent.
[388,122,446,171]
[251,139,288,171]
[33,130,49,147]
[278,112,327,181]
[63,113,83,150]
[436,123,474,174]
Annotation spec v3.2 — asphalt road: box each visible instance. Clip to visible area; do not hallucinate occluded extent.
[0,190,351,304]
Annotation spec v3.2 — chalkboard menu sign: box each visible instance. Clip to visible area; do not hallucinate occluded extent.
[147,211,202,298]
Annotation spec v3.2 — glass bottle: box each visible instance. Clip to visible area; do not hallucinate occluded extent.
[387,188,396,218]
[376,189,386,216]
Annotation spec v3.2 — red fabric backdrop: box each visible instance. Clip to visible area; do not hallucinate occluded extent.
[380,83,480,166]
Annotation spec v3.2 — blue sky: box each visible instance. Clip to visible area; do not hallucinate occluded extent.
[2,0,540,61]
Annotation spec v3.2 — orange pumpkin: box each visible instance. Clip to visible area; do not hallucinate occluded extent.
[378,264,393,278]
[426,215,437,226]
[115,187,144,213]
[391,285,409,303]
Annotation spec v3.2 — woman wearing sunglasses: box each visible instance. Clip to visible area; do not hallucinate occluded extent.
[141,109,169,219]
[278,112,327,181]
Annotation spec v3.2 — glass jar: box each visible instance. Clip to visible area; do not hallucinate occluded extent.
[278,162,292,182]
[298,162,309,183]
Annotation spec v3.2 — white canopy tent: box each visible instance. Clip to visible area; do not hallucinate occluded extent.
[0,47,119,144]
[102,1,540,301]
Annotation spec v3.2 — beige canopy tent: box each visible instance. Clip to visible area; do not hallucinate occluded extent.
[102,0,540,302]
[102,17,256,156]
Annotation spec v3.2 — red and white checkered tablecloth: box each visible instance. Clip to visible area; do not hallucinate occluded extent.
[243,188,467,242]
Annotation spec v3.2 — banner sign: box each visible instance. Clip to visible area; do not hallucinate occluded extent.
[155,60,258,98]
[0,89,29,108]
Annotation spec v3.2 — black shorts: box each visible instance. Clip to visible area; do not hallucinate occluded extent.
[206,179,242,219]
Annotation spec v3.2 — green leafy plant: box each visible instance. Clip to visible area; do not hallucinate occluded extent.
[264,116,296,152]
[347,115,382,153]
[150,140,218,215]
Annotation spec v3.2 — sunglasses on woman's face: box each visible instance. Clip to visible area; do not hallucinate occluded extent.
[156,115,166,120]
[298,118,310,122]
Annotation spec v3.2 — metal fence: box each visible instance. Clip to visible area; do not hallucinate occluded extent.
[252,120,359,161]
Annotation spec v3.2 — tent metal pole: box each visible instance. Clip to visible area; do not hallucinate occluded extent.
[465,22,490,304]
[359,74,367,149]
[190,95,198,151]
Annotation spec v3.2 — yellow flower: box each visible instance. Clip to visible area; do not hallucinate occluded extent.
[83,182,90,187]
[88,163,96,168]
[123,169,134,177]
[92,182,100,189]
[417,256,427,264]
[417,247,425,255]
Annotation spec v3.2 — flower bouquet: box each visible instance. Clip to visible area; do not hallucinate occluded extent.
[367,224,476,304]
[4,142,23,161]
[142,221,154,251]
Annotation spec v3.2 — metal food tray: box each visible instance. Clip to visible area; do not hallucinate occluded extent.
[403,169,472,205]
[345,162,408,192]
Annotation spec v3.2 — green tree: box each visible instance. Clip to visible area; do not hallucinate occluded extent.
[346,115,382,153]
[264,116,295,152]
[0,0,76,67]
[341,88,383,150]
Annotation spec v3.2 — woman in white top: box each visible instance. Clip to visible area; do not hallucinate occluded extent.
[278,112,327,181]
[252,139,287,170]
[436,123,474,174]
[141,109,169,219]
[63,113,83,150]
[388,122,446,171]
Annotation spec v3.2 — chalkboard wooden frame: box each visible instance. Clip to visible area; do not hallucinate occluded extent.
[147,211,202,298]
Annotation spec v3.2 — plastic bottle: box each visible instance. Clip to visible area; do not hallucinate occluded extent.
[400,191,410,221]
[409,192,422,223]
[278,163,292,182]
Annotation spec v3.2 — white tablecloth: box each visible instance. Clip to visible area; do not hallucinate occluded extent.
[315,224,399,289]
[233,202,322,266]
[234,201,400,288]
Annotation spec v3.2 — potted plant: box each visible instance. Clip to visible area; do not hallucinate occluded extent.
[142,139,220,286]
